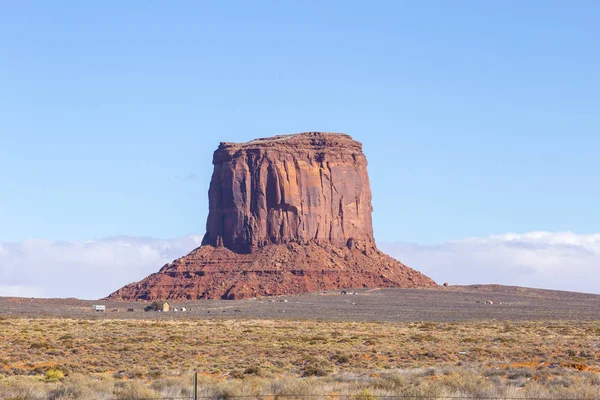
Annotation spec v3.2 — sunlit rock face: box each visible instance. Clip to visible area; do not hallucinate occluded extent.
[107,132,437,301]
[202,132,375,253]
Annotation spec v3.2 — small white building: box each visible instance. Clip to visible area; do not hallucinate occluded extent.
[92,305,106,312]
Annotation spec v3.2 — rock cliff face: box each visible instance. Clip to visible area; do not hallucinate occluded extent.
[202,132,374,253]
[107,132,437,301]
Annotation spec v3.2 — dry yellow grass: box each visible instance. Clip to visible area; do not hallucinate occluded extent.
[0,317,599,398]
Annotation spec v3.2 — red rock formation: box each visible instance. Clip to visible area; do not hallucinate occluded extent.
[202,133,374,253]
[107,132,437,300]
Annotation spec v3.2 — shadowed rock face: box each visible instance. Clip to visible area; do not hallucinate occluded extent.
[107,132,437,301]
[202,132,374,253]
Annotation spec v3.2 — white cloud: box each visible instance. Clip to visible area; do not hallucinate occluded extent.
[380,231,600,295]
[0,236,203,299]
[0,284,44,298]
[0,232,598,299]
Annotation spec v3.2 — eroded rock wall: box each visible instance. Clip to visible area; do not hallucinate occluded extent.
[202,133,375,253]
[106,132,438,301]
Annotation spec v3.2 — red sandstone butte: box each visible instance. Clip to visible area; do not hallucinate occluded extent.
[107,132,437,300]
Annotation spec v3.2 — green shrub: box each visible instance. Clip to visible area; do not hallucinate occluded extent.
[29,341,51,350]
[230,370,244,379]
[146,300,167,312]
[147,369,163,379]
[352,389,375,400]
[301,364,328,377]
[332,353,351,364]
[243,366,262,376]
[44,368,65,382]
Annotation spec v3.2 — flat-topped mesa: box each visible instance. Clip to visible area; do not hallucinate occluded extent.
[202,132,375,253]
[106,132,438,301]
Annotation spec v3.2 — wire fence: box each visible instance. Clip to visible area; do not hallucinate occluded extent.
[104,373,600,400]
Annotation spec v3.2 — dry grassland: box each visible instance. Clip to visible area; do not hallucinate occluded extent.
[1,317,599,399]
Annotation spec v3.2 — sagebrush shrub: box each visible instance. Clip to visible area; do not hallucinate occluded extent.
[44,369,65,382]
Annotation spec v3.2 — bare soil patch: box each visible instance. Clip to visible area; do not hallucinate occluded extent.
[1,285,599,322]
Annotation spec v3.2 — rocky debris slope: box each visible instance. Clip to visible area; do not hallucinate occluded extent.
[108,242,436,300]
[107,132,437,300]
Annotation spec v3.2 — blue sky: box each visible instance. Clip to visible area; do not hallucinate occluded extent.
[1,0,599,245]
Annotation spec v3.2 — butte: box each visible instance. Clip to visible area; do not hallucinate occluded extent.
[107,132,437,300]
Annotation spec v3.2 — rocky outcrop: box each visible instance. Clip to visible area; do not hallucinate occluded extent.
[202,132,374,253]
[107,132,437,301]
[108,242,437,300]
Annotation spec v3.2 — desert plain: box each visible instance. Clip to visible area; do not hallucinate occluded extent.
[1,285,599,399]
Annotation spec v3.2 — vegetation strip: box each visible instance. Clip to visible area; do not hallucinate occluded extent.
[1,317,598,399]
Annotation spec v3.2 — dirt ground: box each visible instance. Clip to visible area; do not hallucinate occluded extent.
[1,285,599,321]
[1,285,599,399]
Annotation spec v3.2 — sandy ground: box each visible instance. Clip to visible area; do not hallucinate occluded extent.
[1,284,599,321]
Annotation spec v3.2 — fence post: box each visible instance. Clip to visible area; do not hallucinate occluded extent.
[193,370,198,400]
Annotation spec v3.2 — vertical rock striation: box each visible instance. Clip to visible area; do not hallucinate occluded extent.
[202,133,374,253]
[107,132,437,301]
